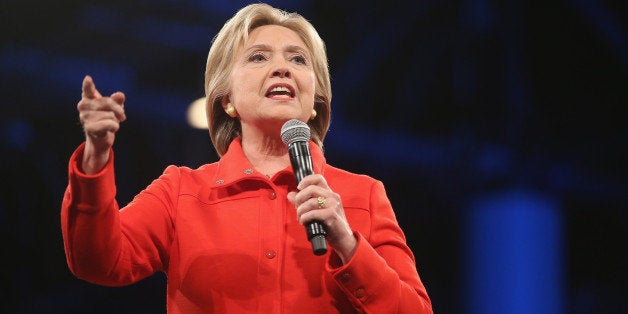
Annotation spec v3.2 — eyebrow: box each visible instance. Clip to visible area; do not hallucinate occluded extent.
[244,44,309,56]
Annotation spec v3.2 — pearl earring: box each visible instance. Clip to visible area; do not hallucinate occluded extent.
[226,104,237,118]
[310,109,317,120]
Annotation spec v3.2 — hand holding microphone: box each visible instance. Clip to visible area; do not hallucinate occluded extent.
[282,119,357,261]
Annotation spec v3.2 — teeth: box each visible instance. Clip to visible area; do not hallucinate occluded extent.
[270,86,291,94]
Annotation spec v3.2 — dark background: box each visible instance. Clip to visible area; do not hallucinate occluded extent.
[1,0,626,313]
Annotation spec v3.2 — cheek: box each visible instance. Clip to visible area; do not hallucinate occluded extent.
[308,72,316,91]
[301,72,317,98]
[230,73,257,104]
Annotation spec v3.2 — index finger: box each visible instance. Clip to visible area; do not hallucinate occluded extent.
[81,75,102,99]
[296,174,328,191]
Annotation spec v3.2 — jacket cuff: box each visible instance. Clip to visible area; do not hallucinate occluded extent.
[66,142,116,213]
[326,232,390,305]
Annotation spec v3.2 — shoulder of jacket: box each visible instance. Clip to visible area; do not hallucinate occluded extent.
[159,161,219,182]
[323,164,378,186]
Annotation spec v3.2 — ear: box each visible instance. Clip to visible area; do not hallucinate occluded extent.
[221,94,231,110]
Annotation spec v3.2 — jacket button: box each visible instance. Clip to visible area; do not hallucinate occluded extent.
[340,272,352,284]
[268,191,277,200]
[265,250,277,259]
[354,288,365,299]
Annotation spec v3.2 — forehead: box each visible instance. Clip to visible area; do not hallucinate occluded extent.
[244,24,308,50]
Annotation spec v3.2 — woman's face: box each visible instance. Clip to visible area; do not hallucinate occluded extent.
[226,24,316,133]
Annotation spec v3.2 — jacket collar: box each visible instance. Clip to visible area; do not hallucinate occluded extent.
[211,137,326,187]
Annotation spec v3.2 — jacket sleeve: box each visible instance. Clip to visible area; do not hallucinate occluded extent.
[325,180,432,313]
[61,142,177,286]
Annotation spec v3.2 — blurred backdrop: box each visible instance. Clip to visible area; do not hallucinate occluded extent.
[1,0,626,313]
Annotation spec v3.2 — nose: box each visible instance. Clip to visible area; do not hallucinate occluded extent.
[271,67,291,78]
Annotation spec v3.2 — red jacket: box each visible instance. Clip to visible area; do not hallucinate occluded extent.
[61,138,432,313]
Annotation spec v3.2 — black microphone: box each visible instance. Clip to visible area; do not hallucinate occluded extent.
[281,119,328,256]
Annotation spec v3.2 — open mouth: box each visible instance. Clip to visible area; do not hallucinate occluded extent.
[265,84,295,99]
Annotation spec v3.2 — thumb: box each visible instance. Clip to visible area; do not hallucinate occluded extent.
[110,91,127,122]
[82,75,102,99]
[110,91,126,105]
[287,191,297,205]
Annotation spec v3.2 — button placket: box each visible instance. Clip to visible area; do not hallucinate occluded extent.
[257,187,282,309]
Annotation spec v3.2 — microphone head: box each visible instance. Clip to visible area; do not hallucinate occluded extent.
[281,119,311,145]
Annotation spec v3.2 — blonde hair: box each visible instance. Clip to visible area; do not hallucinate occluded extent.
[205,3,332,156]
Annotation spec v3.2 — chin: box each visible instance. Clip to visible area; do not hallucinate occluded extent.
[266,111,305,122]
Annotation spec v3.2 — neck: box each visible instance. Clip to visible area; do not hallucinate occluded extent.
[240,126,291,176]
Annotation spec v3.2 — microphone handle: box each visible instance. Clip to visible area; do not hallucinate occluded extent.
[288,141,328,256]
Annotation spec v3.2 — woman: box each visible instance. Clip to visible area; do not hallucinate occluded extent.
[62,3,432,313]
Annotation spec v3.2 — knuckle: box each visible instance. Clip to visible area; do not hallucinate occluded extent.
[77,100,89,110]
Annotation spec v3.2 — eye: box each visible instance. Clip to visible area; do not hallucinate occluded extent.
[291,54,307,65]
[248,52,267,63]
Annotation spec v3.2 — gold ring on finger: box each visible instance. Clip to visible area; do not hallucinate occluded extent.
[317,196,326,209]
